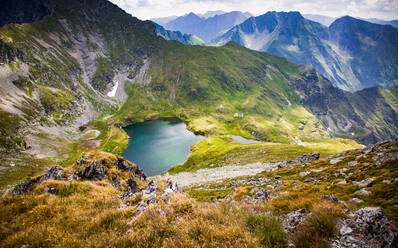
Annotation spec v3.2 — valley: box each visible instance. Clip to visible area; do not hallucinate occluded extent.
[0,0,397,247]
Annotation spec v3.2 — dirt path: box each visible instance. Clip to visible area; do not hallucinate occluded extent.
[163,162,278,188]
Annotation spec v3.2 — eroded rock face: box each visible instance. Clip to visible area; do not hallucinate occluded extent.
[333,207,397,248]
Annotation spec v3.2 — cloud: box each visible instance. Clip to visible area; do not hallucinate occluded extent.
[109,0,398,20]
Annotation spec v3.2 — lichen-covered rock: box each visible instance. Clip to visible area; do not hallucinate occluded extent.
[333,207,397,248]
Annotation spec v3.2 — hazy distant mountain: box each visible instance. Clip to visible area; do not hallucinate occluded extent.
[303,14,398,28]
[362,18,398,28]
[212,12,398,92]
[164,11,252,42]
[198,10,226,18]
[153,23,204,46]
[303,14,336,26]
[151,16,178,26]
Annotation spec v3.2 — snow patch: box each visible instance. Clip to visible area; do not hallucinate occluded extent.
[107,81,118,97]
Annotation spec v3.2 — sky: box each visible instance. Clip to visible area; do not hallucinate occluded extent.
[109,0,398,21]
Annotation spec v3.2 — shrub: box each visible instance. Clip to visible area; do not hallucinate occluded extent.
[57,183,91,197]
[246,213,288,248]
[293,205,340,248]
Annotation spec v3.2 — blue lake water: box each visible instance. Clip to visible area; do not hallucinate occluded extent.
[121,119,204,176]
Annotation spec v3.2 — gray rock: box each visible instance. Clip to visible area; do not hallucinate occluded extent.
[252,189,269,201]
[303,177,319,182]
[347,161,358,167]
[322,194,338,203]
[44,187,57,194]
[162,179,179,204]
[349,198,364,203]
[142,180,157,204]
[40,166,66,181]
[330,156,345,165]
[299,171,311,177]
[81,161,108,181]
[352,177,375,188]
[277,152,320,168]
[337,179,347,185]
[333,207,397,248]
[12,179,37,195]
[121,178,141,200]
[382,179,391,184]
[355,188,371,195]
[372,152,398,165]
[283,208,308,233]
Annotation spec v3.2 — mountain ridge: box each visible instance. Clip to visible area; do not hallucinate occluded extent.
[212,11,398,92]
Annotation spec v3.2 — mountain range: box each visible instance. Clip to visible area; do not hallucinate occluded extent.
[303,14,398,28]
[211,11,398,92]
[162,11,252,43]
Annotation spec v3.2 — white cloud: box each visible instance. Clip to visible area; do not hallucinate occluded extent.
[109,0,398,20]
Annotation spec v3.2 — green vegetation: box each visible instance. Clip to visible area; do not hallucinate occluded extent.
[246,214,288,248]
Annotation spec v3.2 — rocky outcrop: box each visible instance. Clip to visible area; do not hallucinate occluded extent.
[333,207,397,248]
[12,166,67,195]
[12,152,146,196]
[75,152,146,181]
[277,151,320,168]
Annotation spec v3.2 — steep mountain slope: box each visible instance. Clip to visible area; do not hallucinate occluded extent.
[212,12,398,92]
[154,23,204,46]
[164,11,251,42]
